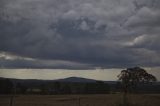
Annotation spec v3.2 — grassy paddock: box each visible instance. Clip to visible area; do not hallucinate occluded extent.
[0,94,160,106]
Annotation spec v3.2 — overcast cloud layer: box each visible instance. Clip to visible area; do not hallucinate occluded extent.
[0,0,160,69]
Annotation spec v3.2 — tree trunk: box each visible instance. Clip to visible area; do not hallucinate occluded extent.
[123,92,127,106]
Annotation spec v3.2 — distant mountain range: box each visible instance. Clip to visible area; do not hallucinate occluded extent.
[0,76,112,83]
[0,77,119,87]
[0,76,160,93]
[1,76,159,84]
[55,77,100,82]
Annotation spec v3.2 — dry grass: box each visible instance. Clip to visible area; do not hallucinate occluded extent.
[0,94,160,106]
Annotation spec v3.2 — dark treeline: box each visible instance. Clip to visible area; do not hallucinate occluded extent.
[0,79,13,94]
[0,78,111,95]
[0,77,160,95]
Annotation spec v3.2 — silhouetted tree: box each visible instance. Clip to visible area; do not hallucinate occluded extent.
[95,81,110,94]
[85,83,96,94]
[54,81,61,94]
[85,82,110,94]
[40,84,47,94]
[117,67,157,106]
[0,79,13,94]
[61,84,71,94]
[118,67,157,93]
[16,83,27,94]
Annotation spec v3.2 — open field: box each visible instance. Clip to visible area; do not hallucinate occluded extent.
[0,94,160,106]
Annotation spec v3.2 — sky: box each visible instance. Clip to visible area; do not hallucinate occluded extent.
[0,68,160,81]
[0,0,160,80]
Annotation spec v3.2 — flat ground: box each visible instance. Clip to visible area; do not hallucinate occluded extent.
[0,94,160,106]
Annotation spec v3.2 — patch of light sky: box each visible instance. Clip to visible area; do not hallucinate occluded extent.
[0,68,159,81]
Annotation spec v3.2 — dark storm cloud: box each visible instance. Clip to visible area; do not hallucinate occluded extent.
[0,0,160,69]
[0,52,91,69]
